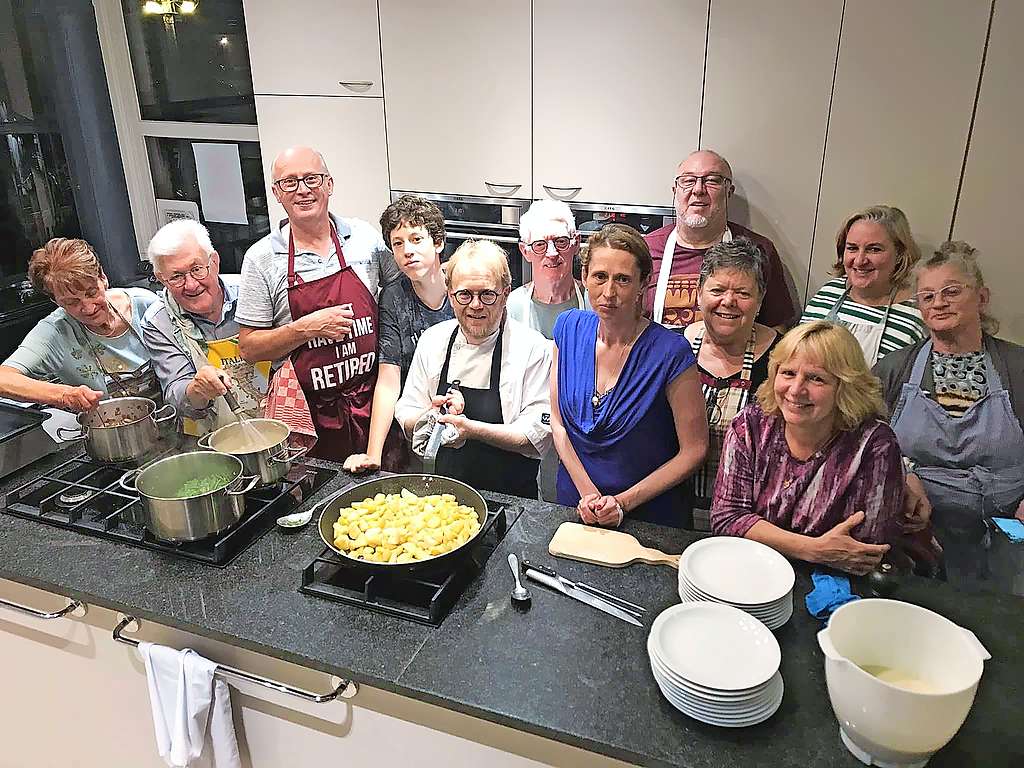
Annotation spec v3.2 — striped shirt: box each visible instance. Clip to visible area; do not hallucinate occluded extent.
[801,277,927,360]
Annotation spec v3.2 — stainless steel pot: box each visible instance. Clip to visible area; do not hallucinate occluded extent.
[56,397,175,463]
[197,418,308,486]
[119,451,258,542]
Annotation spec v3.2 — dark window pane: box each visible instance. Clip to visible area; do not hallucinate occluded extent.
[146,137,269,272]
[122,0,256,124]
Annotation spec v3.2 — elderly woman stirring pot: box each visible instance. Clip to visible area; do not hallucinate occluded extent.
[550,224,708,527]
[684,238,780,514]
[874,242,1024,589]
[712,321,904,575]
[0,238,160,411]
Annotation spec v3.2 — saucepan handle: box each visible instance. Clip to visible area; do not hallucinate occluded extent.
[227,475,260,496]
[118,469,140,493]
[55,425,87,442]
[152,404,177,425]
[196,433,213,449]
[270,444,309,464]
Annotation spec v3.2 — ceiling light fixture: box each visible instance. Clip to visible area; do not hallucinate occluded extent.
[142,0,199,16]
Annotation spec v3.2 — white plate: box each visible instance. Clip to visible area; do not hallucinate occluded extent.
[677,585,793,629]
[679,573,791,610]
[648,603,781,691]
[680,538,795,605]
[650,655,781,706]
[658,673,784,727]
[655,668,784,716]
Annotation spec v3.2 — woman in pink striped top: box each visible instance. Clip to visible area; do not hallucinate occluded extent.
[711,321,904,575]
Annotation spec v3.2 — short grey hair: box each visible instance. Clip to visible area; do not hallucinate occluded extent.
[915,240,999,335]
[518,199,576,242]
[146,219,215,271]
[698,237,767,297]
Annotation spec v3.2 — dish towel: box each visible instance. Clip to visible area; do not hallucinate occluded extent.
[805,570,860,621]
[139,642,241,768]
[263,358,317,452]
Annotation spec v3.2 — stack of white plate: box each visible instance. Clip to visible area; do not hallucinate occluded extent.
[648,602,784,727]
[677,537,795,630]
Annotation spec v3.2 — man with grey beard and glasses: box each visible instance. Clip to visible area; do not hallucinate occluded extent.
[643,150,795,332]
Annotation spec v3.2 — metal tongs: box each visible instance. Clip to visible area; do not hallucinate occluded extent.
[521,559,646,626]
[423,380,460,474]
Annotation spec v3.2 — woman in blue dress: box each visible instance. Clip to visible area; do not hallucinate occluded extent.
[550,224,709,527]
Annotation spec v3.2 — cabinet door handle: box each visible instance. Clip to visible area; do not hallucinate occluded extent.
[484,181,523,194]
[542,184,583,195]
[0,595,83,620]
[113,616,358,703]
[339,80,374,88]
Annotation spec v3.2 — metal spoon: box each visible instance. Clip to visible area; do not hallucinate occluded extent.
[507,553,532,609]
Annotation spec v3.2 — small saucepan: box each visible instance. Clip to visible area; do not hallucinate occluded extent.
[119,451,258,542]
[56,397,175,463]
[198,418,308,486]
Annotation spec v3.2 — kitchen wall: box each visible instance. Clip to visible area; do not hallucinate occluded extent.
[241,0,1022,342]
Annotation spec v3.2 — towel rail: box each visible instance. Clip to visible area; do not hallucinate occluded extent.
[113,616,358,703]
[0,596,83,620]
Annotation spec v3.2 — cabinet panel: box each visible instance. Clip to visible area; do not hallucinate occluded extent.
[700,0,843,306]
[379,0,531,197]
[254,95,390,229]
[533,0,705,207]
[243,0,383,97]
[807,0,988,298]
[952,2,1024,343]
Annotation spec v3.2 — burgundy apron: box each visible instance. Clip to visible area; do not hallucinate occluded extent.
[286,225,401,465]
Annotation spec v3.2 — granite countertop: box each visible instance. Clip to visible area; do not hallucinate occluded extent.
[0,450,1021,767]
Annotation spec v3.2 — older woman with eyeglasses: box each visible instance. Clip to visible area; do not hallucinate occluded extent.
[684,238,780,514]
[874,241,1024,589]
[0,238,160,411]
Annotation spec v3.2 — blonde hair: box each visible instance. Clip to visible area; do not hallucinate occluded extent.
[445,239,512,291]
[915,240,999,335]
[757,321,887,430]
[28,238,106,298]
[832,205,921,289]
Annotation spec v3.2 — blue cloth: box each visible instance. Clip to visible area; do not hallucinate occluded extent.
[553,309,696,526]
[805,570,860,620]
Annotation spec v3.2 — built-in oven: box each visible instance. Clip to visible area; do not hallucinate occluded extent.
[390,191,531,288]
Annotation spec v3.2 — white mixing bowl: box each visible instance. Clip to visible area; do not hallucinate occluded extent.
[817,599,990,768]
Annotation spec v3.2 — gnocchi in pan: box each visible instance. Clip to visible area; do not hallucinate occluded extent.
[331,488,481,564]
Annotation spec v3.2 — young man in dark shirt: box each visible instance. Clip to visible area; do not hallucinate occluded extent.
[343,195,453,473]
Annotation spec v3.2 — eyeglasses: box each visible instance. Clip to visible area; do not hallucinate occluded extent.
[914,283,968,307]
[163,257,213,288]
[451,289,502,306]
[273,173,329,193]
[523,235,575,256]
[674,174,731,191]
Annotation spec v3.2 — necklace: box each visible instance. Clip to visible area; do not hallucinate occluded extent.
[592,318,648,409]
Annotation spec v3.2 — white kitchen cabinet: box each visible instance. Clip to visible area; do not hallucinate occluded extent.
[952,1,1024,343]
[0,580,632,767]
[379,0,531,197]
[700,0,843,306]
[242,0,383,97]
[254,95,390,229]
[532,0,706,207]
[806,0,989,296]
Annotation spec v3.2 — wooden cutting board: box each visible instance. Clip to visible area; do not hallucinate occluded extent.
[548,522,680,569]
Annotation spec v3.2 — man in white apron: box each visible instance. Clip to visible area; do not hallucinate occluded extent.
[142,220,270,436]
[643,150,796,332]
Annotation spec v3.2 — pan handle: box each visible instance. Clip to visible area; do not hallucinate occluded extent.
[152,404,177,425]
[196,433,213,449]
[227,474,260,496]
[118,469,140,493]
[270,444,309,464]
[55,425,87,443]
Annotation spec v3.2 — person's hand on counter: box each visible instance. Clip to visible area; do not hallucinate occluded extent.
[902,473,932,533]
[343,452,380,474]
[809,511,890,575]
[58,384,103,412]
[577,492,601,525]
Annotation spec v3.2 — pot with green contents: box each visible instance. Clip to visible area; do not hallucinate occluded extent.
[119,451,258,542]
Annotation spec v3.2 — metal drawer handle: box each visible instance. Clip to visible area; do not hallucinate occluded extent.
[339,80,374,88]
[483,181,523,194]
[113,616,358,703]
[0,596,83,620]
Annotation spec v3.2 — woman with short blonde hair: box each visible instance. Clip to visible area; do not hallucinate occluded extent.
[0,237,160,411]
[712,321,904,575]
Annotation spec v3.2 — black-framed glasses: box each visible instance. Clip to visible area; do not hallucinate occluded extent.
[913,283,968,307]
[273,173,329,193]
[523,235,575,256]
[163,257,213,288]
[451,289,502,306]
[674,173,731,191]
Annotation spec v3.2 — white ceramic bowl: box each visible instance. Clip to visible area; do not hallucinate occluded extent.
[818,599,990,766]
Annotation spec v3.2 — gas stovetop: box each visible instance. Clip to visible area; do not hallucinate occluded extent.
[1,453,335,566]
[300,496,523,626]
